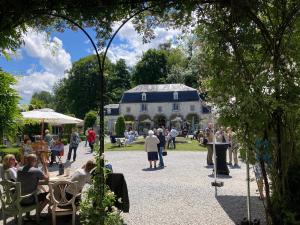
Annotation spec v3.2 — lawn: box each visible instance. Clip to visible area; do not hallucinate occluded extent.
[104,137,207,151]
[0,145,21,160]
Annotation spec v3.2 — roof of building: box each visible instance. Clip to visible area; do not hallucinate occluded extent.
[121,84,200,103]
[104,104,119,109]
[124,84,196,93]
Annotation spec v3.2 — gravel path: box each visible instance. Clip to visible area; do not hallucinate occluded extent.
[1,143,266,225]
[105,151,266,225]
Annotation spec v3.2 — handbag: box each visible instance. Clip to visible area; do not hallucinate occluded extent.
[162,151,167,156]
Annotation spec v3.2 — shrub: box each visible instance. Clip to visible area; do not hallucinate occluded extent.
[115,116,125,137]
[84,111,97,131]
[0,146,21,161]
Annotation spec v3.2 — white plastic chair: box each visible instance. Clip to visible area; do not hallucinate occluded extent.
[48,180,78,225]
[0,180,40,225]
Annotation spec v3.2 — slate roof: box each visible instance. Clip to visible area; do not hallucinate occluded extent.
[121,84,200,103]
[125,84,196,93]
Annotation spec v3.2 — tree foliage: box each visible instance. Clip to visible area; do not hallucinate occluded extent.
[191,2,300,224]
[30,91,54,109]
[106,59,131,103]
[84,110,97,131]
[115,116,125,137]
[0,70,20,144]
[132,49,168,85]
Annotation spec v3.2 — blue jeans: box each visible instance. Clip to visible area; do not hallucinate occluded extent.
[158,147,164,167]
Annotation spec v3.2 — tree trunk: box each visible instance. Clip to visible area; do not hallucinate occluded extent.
[0,126,3,145]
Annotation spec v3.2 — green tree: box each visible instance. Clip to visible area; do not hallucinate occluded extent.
[192,3,300,224]
[53,79,70,114]
[115,116,125,137]
[0,70,20,144]
[106,59,131,103]
[30,91,54,109]
[53,55,113,118]
[132,49,168,85]
[84,111,97,131]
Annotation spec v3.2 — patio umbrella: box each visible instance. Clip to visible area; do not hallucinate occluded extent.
[21,108,83,125]
[22,108,83,137]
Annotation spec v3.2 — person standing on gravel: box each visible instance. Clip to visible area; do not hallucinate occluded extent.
[67,128,80,162]
[157,128,166,168]
[205,123,214,165]
[87,128,96,153]
[144,130,160,169]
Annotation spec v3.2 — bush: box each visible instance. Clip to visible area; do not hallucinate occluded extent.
[80,135,86,141]
[61,138,69,145]
[0,146,21,161]
[84,111,97,131]
[115,116,125,137]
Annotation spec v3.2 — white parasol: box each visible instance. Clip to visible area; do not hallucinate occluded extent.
[21,108,83,125]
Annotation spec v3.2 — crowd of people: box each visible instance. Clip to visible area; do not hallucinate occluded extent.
[203,123,240,168]
[1,151,96,214]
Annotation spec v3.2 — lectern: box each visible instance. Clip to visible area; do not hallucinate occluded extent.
[207,143,229,175]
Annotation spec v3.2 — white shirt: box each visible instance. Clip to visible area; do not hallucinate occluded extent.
[67,168,91,194]
[169,129,178,138]
[4,167,17,181]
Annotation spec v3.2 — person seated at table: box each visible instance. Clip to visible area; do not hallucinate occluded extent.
[65,160,96,202]
[22,138,34,156]
[49,137,64,166]
[17,154,49,211]
[3,154,18,181]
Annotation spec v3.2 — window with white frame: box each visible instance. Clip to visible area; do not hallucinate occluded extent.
[142,92,146,101]
[172,103,180,111]
[158,106,163,113]
[173,91,178,100]
[141,103,148,112]
[126,107,131,113]
[190,105,195,111]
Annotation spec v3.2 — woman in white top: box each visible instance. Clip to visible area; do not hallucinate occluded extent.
[3,154,18,181]
[144,130,160,169]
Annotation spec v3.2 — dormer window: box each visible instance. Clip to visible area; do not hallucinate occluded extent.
[142,92,146,101]
[173,91,178,100]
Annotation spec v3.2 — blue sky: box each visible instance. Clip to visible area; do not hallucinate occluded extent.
[0,22,181,103]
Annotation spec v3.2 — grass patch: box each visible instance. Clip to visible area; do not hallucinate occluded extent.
[0,146,21,161]
[104,139,207,151]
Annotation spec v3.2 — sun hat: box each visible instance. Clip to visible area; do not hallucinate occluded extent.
[148,130,154,136]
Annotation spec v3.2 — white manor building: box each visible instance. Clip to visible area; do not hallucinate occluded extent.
[105,84,211,134]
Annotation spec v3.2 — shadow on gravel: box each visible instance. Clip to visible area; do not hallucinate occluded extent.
[142,167,164,172]
[0,213,81,225]
[208,174,233,179]
[216,195,266,225]
[204,165,214,169]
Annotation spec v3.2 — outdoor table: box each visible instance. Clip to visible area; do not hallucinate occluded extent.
[207,143,230,175]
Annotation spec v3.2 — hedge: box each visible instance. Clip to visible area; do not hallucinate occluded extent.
[0,146,21,161]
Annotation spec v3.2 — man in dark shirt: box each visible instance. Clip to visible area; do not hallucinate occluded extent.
[17,154,49,211]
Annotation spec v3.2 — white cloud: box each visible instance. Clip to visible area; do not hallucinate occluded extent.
[107,22,182,66]
[14,29,72,103]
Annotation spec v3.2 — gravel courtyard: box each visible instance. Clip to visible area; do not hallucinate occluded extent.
[1,144,266,225]
[105,151,266,225]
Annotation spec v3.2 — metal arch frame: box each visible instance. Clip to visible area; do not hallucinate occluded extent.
[46,4,164,225]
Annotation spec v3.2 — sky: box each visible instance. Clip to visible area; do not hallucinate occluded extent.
[0,22,182,104]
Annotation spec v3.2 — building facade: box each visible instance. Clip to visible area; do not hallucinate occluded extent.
[105,84,211,134]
